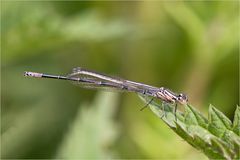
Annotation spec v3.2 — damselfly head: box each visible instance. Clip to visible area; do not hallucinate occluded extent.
[177,93,188,105]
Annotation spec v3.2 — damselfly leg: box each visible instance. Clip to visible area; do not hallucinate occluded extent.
[174,103,177,122]
[140,97,154,111]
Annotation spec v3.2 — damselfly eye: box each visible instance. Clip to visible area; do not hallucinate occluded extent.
[177,93,188,105]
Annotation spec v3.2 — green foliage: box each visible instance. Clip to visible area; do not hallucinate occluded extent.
[1,92,119,159]
[2,1,238,159]
[56,92,119,159]
[139,95,240,160]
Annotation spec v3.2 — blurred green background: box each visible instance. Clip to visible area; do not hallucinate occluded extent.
[1,1,238,159]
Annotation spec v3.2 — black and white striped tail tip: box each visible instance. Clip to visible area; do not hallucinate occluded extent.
[24,71,43,78]
[23,71,29,76]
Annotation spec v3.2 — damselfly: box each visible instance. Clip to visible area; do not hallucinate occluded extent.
[24,67,188,119]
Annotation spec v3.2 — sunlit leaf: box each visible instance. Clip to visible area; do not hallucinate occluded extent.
[139,95,240,159]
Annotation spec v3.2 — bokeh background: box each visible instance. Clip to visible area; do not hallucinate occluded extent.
[1,1,239,159]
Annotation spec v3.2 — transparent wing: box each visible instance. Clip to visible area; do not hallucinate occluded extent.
[67,67,159,95]
[67,67,138,92]
[67,75,128,92]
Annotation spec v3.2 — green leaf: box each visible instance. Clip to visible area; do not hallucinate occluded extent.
[195,136,224,159]
[184,105,208,128]
[139,95,240,159]
[174,123,197,148]
[208,104,232,137]
[228,131,240,159]
[210,138,233,160]
[233,106,240,136]
[56,92,119,159]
